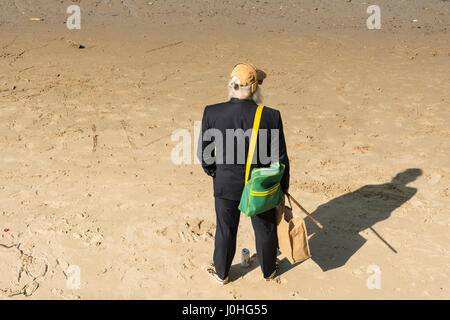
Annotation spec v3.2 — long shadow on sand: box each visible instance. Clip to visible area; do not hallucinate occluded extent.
[284,168,423,273]
[230,168,422,279]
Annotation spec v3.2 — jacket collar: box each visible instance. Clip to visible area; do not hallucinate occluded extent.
[230,97,256,104]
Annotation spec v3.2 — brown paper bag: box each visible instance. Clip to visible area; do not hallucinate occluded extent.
[276,201,311,264]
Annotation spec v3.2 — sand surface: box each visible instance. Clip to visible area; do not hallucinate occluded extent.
[0,0,449,299]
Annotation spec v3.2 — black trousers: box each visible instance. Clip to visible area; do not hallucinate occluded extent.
[213,197,278,279]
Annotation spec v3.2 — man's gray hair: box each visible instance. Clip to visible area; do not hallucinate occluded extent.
[227,76,263,105]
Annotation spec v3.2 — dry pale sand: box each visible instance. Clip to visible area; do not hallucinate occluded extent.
[0,0,449,299]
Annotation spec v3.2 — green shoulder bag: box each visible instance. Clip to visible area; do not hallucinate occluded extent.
[238,106,285,217]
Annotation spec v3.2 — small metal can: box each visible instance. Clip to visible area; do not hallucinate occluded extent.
[241,248,250,267]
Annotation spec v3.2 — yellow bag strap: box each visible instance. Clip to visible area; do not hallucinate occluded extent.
[245,105,264,185]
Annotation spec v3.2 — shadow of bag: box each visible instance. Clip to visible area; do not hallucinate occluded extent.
[276,198,311,264]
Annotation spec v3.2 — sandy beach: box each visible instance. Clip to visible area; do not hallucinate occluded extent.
[0,0,449,299]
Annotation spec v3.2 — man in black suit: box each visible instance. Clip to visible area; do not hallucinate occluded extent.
[197,63,290,284]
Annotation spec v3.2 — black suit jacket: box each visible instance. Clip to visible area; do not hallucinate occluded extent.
[197,98,290,201]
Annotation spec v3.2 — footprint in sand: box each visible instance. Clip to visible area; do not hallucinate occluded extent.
[156,218,215,243]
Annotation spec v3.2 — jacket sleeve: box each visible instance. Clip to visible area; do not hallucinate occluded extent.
[277,111,290,192]
[197,107,216,177]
